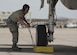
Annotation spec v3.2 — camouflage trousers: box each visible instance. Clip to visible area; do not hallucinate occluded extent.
[6,17,19,44]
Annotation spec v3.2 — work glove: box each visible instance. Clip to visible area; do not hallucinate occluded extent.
[27,23,30,27]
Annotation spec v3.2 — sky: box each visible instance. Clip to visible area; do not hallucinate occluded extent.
[0,0,77,19]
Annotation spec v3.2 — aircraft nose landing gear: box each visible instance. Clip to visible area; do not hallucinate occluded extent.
[34,25,54,53]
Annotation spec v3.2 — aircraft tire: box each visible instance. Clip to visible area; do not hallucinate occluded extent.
[36,25,48,46]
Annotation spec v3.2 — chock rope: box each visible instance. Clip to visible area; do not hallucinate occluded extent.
[27,27,35,46]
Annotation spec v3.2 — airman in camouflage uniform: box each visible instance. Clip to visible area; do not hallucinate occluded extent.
[7,4,30,50]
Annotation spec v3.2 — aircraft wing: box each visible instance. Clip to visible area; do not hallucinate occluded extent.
[61,0,77,10]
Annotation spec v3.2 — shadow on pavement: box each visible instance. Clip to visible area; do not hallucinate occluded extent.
[0,44,77,54]
[0,44,34,53]
[53,45,77,52]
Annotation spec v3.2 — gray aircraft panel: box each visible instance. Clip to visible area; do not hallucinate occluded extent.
[61,0,77,10]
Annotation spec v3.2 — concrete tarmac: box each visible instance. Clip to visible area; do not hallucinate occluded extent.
[0,28,77,55]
